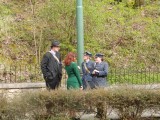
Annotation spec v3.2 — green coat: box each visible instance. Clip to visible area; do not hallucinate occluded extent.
[65,62,82,90]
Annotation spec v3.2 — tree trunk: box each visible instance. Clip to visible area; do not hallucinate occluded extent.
[134,0,144,7]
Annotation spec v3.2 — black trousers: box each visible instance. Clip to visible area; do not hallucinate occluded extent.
[45,80,60,90]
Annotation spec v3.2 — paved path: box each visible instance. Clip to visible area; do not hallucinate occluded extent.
[0,82,160,89]
[80,110,160,120]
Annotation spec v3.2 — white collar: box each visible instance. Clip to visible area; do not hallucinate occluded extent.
[50,50,56,55]
[85,59,90,63]
[96,61,102,64]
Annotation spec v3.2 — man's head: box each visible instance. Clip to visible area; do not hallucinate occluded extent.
[51,40,60,52]
[83,51,92,60]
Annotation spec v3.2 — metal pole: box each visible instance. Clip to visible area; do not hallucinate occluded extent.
[76,0,84,67]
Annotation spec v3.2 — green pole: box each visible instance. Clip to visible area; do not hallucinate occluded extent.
[76,0,84,67]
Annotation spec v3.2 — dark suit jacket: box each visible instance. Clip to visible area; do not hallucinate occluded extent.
[41,51,62,82]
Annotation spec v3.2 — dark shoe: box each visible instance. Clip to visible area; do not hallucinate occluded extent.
[85,108,95,114]
[95,114,102,119]
[71,117,80,120]
[76,118,80,120]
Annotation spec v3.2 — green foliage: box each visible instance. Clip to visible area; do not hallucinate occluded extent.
[39,0,77,57]
[0,0,160,69]
[108,68,160,84]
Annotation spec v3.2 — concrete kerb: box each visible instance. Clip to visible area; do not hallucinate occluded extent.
[106,83,160,90]
[0,83,160,89]
[0,82,46,89]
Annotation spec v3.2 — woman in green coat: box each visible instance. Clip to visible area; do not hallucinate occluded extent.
[64,52,83,90]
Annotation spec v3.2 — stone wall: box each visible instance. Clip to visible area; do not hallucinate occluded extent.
[0,83,160,100]
[0,82,46,100]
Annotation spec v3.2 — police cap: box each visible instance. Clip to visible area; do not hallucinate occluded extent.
[84,51,92,57]
[95,53,104,58]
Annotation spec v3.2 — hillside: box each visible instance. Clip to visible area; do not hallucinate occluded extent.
[0,0,160,68]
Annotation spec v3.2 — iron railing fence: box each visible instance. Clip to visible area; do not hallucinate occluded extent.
[0,64,160,85]
[0,64,42,83]
[109,67,160,85]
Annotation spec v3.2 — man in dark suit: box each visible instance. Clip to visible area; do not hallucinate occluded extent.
[41,40,62,90]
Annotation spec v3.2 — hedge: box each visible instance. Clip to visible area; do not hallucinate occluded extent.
[0,88,160,120]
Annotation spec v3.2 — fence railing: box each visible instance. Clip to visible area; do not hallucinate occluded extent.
[0,64,160,85]
[109,68,160,85]
[0,64,42,83]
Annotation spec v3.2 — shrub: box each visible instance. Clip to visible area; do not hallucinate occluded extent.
[0,88,160,119]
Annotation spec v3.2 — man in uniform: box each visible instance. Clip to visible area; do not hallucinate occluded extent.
[81,51,95,89]
[41,40,62,90]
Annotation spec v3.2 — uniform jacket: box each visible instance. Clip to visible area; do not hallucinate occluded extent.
[94,61,108,77]
[41,51,62,82]
[92,61,109,87]
[81,60,95,81]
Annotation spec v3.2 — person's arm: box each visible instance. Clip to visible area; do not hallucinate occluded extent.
[41,53,49,78]
[81,62,86,79]
[90,61,95,75]
[72,62,83,87]
[98,62,108,76]
[58,52,62,78]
